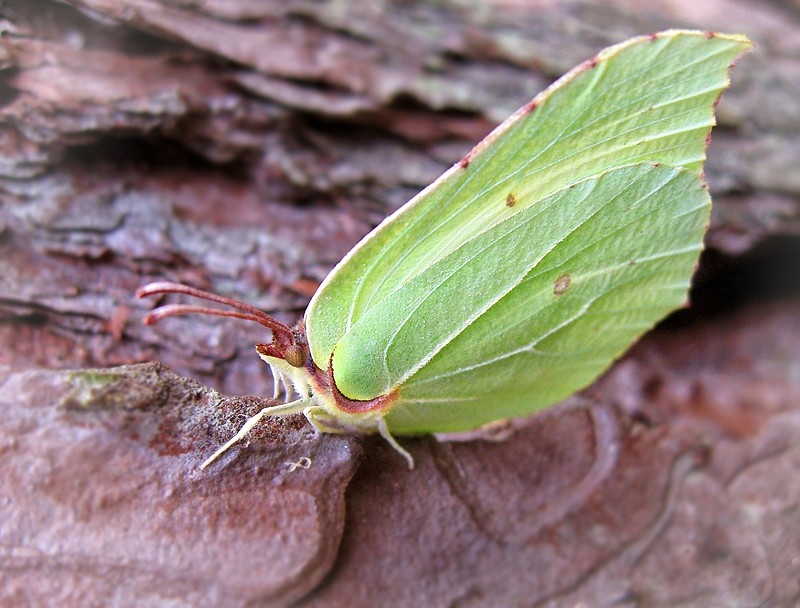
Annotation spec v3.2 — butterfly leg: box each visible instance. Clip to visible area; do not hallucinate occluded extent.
[377,418,415,470]
[199,398,312,470]
[302,407,414,470]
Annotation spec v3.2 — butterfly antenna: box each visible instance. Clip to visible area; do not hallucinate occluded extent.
[136,281,294,342]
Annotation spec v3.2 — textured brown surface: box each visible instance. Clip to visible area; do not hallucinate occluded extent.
[0,362,362,606]
[1,1,799,606]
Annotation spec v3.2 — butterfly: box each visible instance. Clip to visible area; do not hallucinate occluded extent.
[139,30,751,469]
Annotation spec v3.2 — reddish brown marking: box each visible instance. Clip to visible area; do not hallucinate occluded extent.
[553,274,571,296]
[588,58,599,69]
[254,334,305,363]
[255,320,310,365]
[505,192,517,208]
[524,99,538,113]
[648,32,659,41]
[711,92,723,113]
[652,162,662,167]
[460,149,476,168]
[327,356,399,415]
[704,31,716,39]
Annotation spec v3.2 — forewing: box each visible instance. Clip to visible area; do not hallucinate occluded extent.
[305,31,750,370]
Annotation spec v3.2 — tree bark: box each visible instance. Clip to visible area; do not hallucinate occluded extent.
[1,1,798,606]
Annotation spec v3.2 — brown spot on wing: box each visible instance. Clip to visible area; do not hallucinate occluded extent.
[553,274,571,296]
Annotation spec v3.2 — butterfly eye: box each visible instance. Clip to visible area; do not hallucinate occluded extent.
[284,344,306,368]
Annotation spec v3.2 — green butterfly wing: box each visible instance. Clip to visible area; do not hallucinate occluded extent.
[304,31,751,433]
[343,162,707,432]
